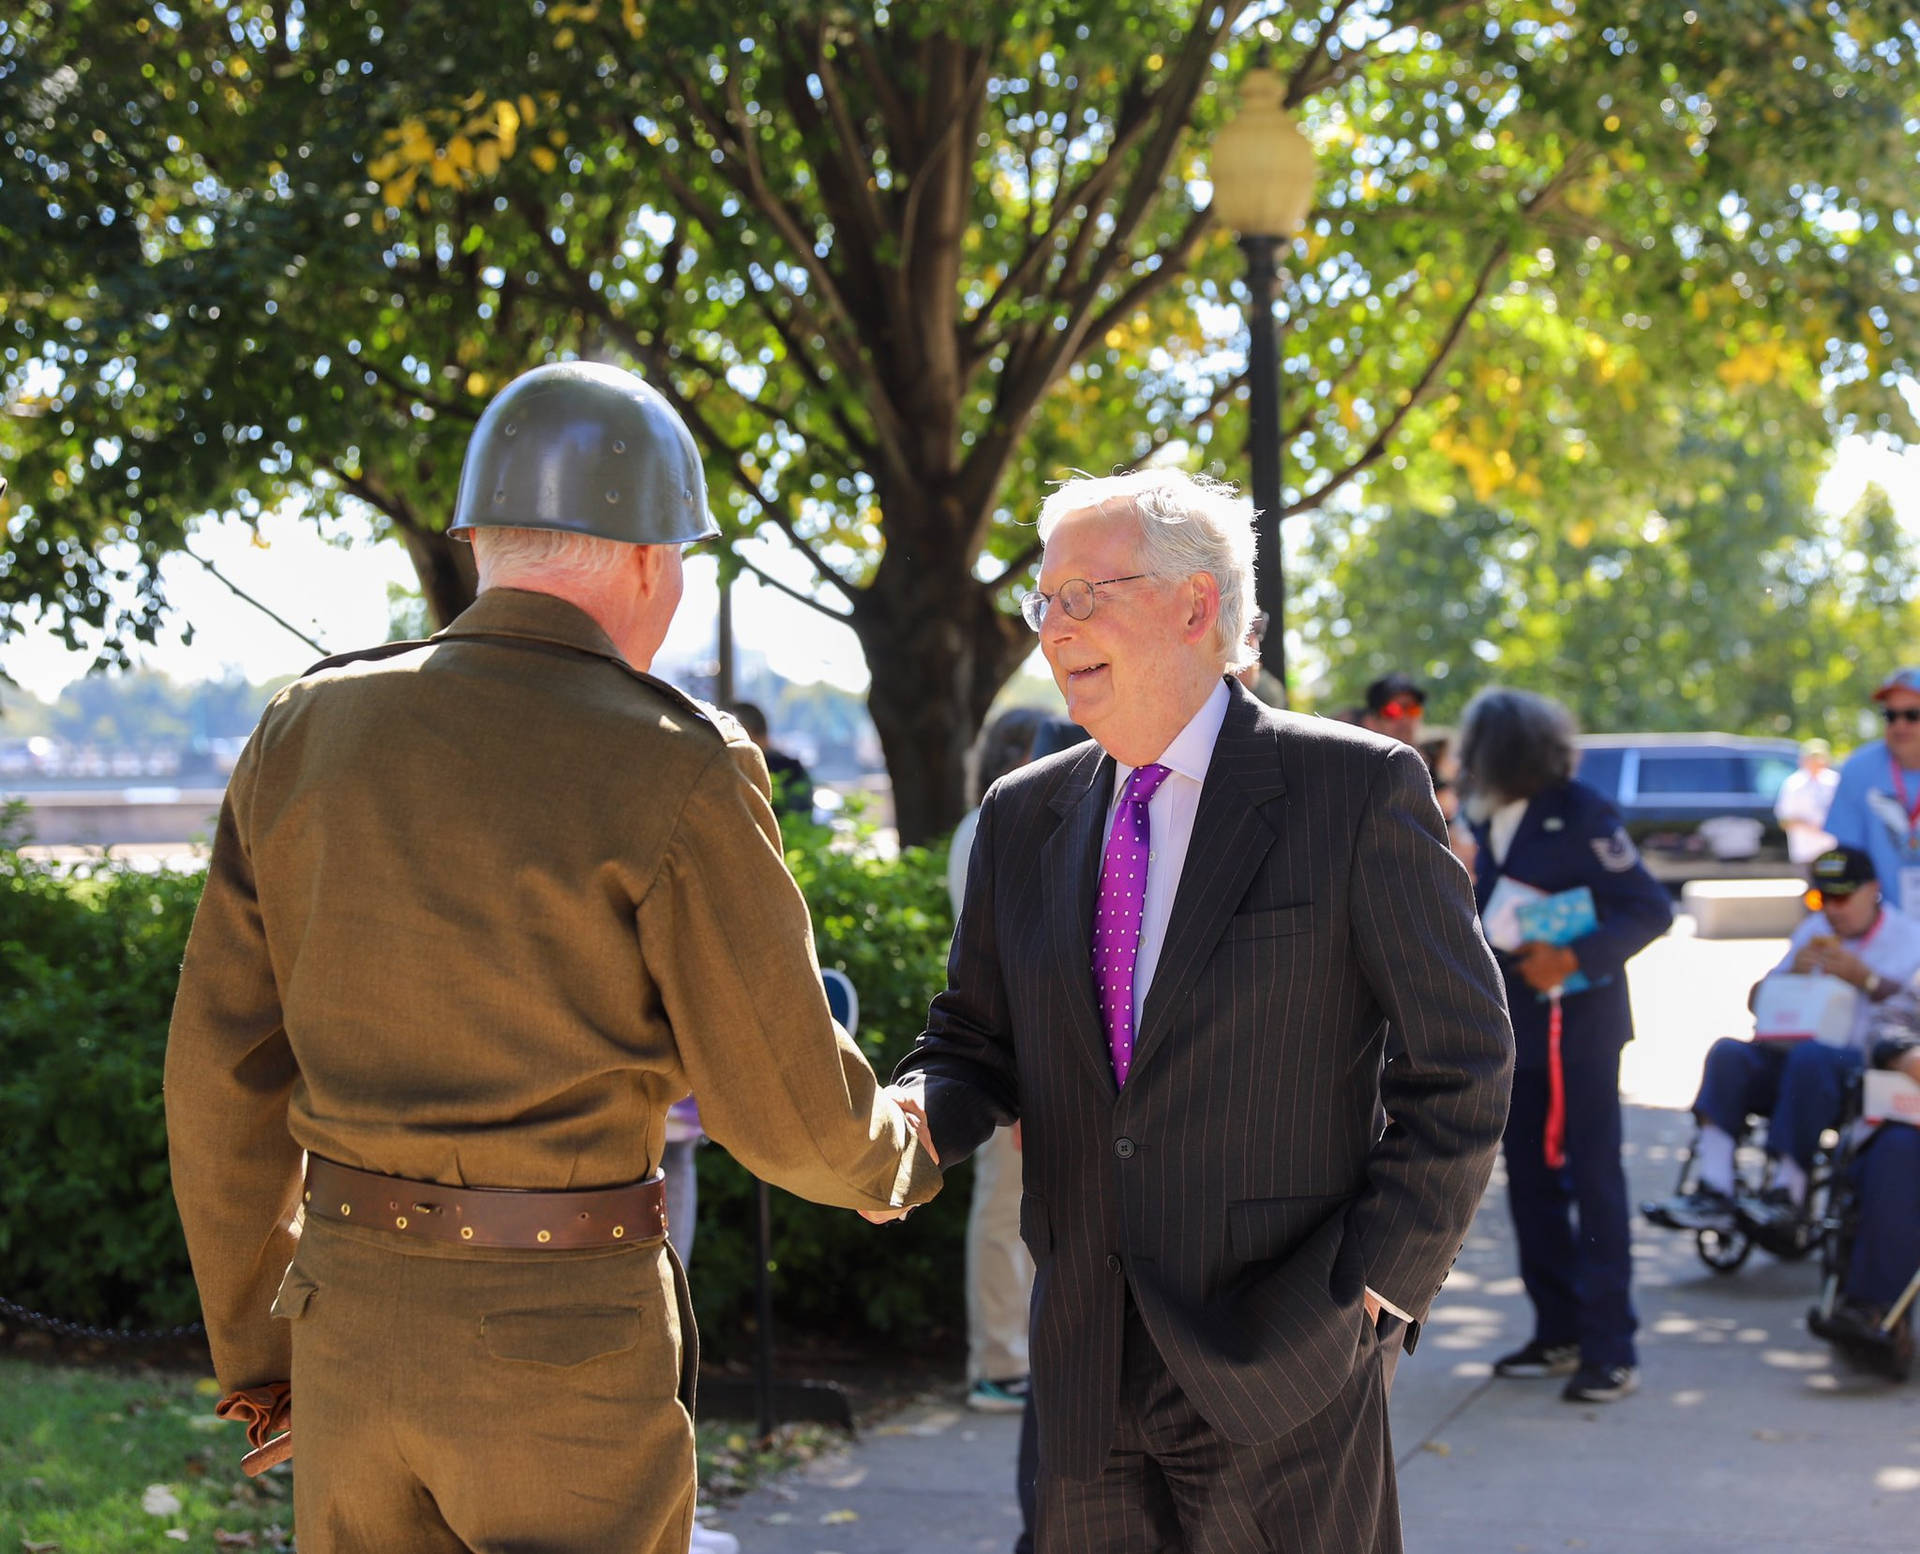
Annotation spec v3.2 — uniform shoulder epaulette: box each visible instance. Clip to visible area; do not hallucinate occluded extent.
[301,638,437,678]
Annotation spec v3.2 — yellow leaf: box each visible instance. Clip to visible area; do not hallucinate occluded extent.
[426,153,462,187]
[520,94,538,126]
[446,136,475,172]
[227,54,250,79]
[530,146,558,173]
[475,139,501,177]
[367,151,404,181]
[622,0,646,37]
[461,89,487,111]
[554,26,575,47]
[466,371,490,396]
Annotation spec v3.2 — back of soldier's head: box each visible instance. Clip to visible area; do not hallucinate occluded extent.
[452,362,717,587]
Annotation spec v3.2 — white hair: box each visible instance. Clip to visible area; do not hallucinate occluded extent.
[471,526,633,592]
[1035,470,1259,673]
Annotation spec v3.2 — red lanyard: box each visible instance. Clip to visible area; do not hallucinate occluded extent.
[1891,753,1920,839]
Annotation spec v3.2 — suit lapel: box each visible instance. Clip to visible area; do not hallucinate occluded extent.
[1042,744,1122,1092]
[1130,685,1286,1081]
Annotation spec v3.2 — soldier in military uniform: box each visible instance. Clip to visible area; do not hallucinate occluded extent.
[1459,687,1672,1405]
[164,362,940,1553]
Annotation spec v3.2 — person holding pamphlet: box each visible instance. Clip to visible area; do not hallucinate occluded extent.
[1649,846,1920,1246]
[1460,689,1673,1404]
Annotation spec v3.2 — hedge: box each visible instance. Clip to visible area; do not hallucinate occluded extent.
[0,802,968,1358]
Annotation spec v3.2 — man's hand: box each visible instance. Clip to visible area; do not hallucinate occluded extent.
[1802,937,1872,988]
[859,1091,939,1225]
[894,1093,939,1167]
[1516,941,1579,993]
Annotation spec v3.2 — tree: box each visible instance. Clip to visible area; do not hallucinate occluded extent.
[5,2,1918,838]
[1298,445,1920,745]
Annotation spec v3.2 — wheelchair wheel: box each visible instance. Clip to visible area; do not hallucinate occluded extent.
[1697,1225,1753,1274]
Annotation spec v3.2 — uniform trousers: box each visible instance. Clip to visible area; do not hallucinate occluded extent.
[1503,1050,1638,1369]
[281,1213,696,1554]
[1694,1037,1862,1169]
[1848,1124,1920,1308]
[1036,1295,1397,1554]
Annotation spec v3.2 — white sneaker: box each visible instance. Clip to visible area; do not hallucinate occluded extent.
[690,1523,740,1554]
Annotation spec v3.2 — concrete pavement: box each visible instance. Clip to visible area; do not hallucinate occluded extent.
[704,920,1920,1552]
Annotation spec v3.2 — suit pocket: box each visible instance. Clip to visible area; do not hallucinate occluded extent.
[1019,1192,1053,1256]
[1222,904,1313,941]
[1227,1192,1351,1266]
[481,1305,642,1367]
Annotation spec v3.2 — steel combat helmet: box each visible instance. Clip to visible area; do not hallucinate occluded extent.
[449,362,718,545]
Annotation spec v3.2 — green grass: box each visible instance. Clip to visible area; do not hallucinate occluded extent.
[0,1359,292,1553]
[0,1356,833,1550]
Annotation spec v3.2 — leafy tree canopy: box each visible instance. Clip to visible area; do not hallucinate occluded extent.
[4,1,1917,835]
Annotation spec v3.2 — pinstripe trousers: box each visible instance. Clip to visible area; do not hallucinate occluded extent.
[1037,1294,1399,1554]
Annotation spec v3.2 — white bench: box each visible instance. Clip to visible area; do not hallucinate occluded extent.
[1682,878,1809,940]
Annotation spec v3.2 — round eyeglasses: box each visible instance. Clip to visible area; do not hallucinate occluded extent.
[1018,573,1152,632]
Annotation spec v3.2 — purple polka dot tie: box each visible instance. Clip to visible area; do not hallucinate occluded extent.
[1092,763,1169,1088]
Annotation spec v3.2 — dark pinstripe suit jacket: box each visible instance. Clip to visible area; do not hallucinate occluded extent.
[897,681,1514,1480]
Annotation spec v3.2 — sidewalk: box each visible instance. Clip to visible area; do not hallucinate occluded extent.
[708,925,1920,1551]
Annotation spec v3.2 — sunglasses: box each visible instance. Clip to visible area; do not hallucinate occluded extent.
[1883,707,1920,725]
[1377,700,1424,720]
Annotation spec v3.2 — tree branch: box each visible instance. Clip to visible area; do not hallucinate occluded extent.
[734,549,855,622]
[1284,239,1511,515]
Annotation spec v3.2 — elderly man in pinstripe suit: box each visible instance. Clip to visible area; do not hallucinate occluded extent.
[893,471,1514,1552]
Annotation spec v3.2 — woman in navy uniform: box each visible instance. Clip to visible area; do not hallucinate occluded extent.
[1460,689,1673,1402]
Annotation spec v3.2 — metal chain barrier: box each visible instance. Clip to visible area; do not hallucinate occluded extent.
[0,1293,204,1345]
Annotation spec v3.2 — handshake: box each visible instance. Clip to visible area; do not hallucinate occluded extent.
[860,1088,941,1225]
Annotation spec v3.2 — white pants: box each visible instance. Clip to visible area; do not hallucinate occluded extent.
[966,1126,1035,1382]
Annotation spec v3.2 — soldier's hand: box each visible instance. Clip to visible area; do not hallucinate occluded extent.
[893,1093,940,1167]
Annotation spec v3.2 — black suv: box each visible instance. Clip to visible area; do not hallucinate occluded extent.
[1574,734,1804,884]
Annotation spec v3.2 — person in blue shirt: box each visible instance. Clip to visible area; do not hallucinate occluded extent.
[1824,666,1920,912]
[1461,688,1674,1404]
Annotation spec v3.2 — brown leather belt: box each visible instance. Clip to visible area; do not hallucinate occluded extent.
[303,1156,667,1250]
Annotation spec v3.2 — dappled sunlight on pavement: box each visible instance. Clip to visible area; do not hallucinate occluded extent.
[1394,926,1919,1554]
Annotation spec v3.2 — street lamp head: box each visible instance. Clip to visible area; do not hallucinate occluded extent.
[1209,68,1318,238]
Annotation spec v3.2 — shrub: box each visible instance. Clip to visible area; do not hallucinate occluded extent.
[0,810,203,1328]
[0,802,971,1355]
[687,805,969,1358]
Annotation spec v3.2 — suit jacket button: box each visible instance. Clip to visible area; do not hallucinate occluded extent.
[1106,1254,1123,1274]
[1113,1137,1136,1159]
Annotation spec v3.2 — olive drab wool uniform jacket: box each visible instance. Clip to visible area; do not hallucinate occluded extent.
[164,587,940,1394]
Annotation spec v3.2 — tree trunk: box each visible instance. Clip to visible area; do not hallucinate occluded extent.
[854,538,1031,846]
[400,525,479,628]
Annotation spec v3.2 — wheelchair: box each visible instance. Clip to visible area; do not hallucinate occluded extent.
[1641,1108,1847,1276]
[1806,1117,1919,1382]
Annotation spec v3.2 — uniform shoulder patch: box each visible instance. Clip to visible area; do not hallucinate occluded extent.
[1590,827,1640,872]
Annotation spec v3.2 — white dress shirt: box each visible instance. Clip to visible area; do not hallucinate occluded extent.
[1102,679,1232,1037]
[1099,679,1410,1324]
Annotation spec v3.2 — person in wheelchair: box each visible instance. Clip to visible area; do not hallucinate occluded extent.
[1651,846,1920,1243]
[1808,1012,1920,1381]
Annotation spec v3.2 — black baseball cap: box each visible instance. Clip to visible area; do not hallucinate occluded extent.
[1810,845,1876,896]
[1365,673,1425,714]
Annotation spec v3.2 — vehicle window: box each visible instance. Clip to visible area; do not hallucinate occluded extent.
[1752,756,1796,803]
[1634,753,1746,796]
[1576,747,1623,799]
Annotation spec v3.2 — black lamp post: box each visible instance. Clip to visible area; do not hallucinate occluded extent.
[1209,66,1318,697]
